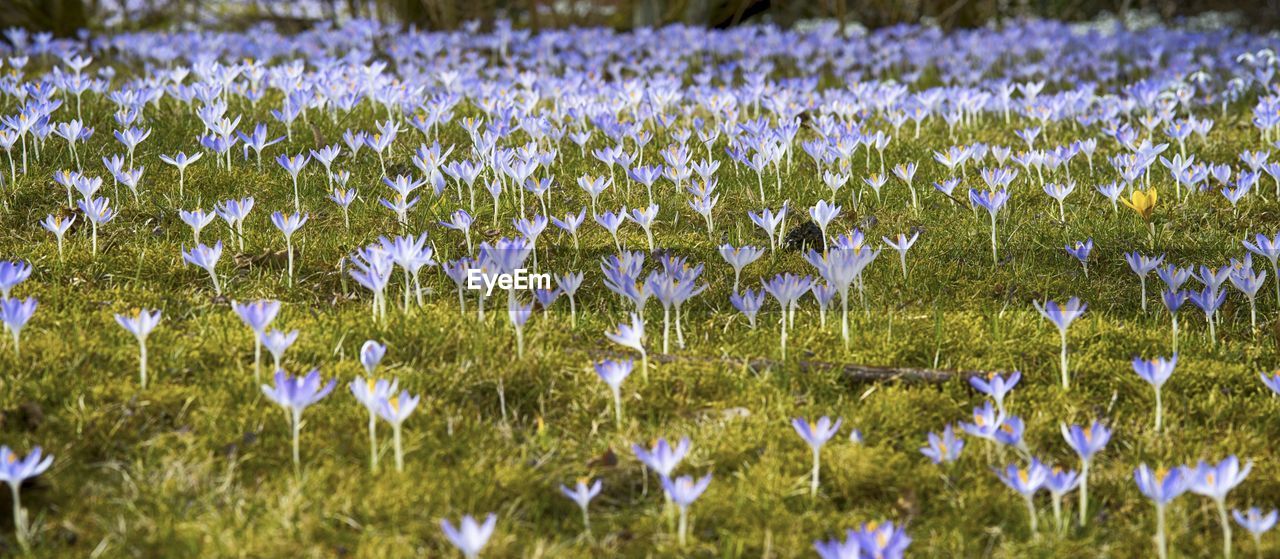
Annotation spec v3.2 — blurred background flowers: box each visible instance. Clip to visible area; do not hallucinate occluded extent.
[5,0,1279,36]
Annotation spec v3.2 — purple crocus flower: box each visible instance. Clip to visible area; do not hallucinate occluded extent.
[959,401,1003,442]
[550,208,587,251]
[1066,239,1093,277]
[920,424,964,465]
[348,245,391,319]
[594,359,633,428]
[232,299,280,382]
[882,231,919,279]
[762,273,812,360]
[661,473,712,546]
[730,288,765,329]
[238,123,283,169]
[215,197,254,251]
[0,260,32,300]
[995,458,1048,533]
[376,390,419,472]
[605,313,647,379]
[577,175,611,215]
[1126,250,1167,312]
[310,144,341,183]
[813,529,861,559]
[508,302,533,360]
[441,514,497,559]
[792,416,842,498]
[809,200,840,250]
[633,436,690,483]
[1228,256,1267,329]
[328,187,357,229]
[855,521,911,559]
[1191,456,1252,559]
[1161,289,1189,353]
[627,203,659,251]
[994,415,1026,451]
[440,209,475,253]
[969,371,1020,415]
[40,215,74,261]
[350,375,397,472]
[1135,464,1190,559]
[1032,297,1086,389]
[1260,370,1280,396]
[381,233,435,311]
[270,211,308,286]
[261,368,336,474]
[969,188,1009,263]
[553,272,584,327]
[1243,232,1280,307]
[1043,181,1076,221]
[892,161,920,207]
[181,241,224,295]
[1188,286,1227,345]
[560,478,603,533]
[115,308,161,389]
[718,244,765,294]
[275,152,311,212]
[748,205,787,254]
[179,208,217,245]
[360,340,387,374]
[77,196,116,255]
[1,297,37,358]
[1133,354,1177,432]
[810,282,837,329]
[1197,264,1233,296]
[262,329,300,374]
[159,151,202,196]
[1045,466,1081,532]
[594,208,627,251]
[1155,262,1191,292]
[934,177,961,198]
[1233,507,1277,551]
[1096,181,1125,210]
[1061,421,1111,526]
[113,126,150,167]
[0,445,53,548]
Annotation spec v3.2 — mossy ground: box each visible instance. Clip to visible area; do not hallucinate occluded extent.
[1,76,1279,558]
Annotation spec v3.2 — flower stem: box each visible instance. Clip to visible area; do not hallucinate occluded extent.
[990,214,998,265]
[11,483,26,551]
[393,423,404,473]
[1079,460,1090,527]
[1154,387,1163,433]
[1052,493,1063,533]
[291,410,302,478]
[1024,494,1038,534]
[253,337,262,384]
[1059,331,1070,389]
[139,340,149,389]
[677,505,689,546]
[1156,503,1168,559]
[1140,276,1147,312]
[810,447,820,499]
[611,388,623,430]
[287,242,295,287]
[368,412,378,472]
[1217,499,1233,559]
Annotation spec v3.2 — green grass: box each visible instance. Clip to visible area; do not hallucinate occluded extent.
[2,83,1280,559]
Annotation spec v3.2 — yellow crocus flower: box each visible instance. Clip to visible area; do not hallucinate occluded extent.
[1121,188,1158,221]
